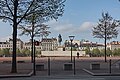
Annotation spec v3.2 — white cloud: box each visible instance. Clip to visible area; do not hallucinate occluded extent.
[49,21,94,33]
[48,21,95,39]
[0,35,12,42]
[79,22,95,32]
[53,24,75,33]
[47,20,76,33]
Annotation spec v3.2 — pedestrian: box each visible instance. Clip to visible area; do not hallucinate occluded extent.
[77,52,79,58]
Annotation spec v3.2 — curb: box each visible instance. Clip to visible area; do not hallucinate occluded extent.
[0,71,33,78]
[83,68,120,76]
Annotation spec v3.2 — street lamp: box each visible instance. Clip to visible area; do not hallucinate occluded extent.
[33,40,39,75]
[69,35,75,62]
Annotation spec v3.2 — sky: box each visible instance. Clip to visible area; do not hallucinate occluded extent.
[0,0,120,44]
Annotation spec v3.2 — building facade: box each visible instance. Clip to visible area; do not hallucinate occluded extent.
[64,40,104,51]
[79,41,104,51]
[107,41,120,51]
[24,41,42,51]
[9,38,23,51]
[41,38,58,51]
[0,42,10,50]
[0,38,23,51]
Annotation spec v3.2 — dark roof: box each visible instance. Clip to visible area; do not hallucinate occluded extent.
[80,42,104,47]
[0,42,8,44]
[24,41,41,45]
[41,38,57,42]
[9,38,22,42]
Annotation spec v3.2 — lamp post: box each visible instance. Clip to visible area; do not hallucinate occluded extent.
[33,40,39,75]
[69,35,75,62]
[33,40,36,75]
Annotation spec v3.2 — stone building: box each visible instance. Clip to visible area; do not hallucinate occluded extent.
[0,38,23,51]
[24,41,42,51]
[64,40,104,51]
[41,38,58,51]
[79,41,104,51]
[107,41,120,51]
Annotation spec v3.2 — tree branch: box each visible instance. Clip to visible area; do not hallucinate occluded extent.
[17,0,35,25]
[0,16,13,21]
[5,0,14,17]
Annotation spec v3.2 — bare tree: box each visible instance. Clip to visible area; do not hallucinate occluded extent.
[0,0,65,73]
[92,12,120,62]
[19,23,50,62]
[19,9,51,62]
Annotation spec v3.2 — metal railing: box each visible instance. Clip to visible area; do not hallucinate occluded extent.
[111,59,120,66]
[109,59,120,73]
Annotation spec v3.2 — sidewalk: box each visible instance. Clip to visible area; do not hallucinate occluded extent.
[0,57,120,78]
[0,61,33,78]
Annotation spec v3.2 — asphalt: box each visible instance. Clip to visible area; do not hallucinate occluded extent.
[0,57,120,80]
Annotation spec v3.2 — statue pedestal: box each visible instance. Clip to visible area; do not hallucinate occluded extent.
[57,46,65,51]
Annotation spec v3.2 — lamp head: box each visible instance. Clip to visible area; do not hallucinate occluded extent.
[69,35,75,41]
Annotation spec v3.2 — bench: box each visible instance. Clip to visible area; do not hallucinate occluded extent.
[90,63,100,70]
[2,61,11,64]
[36,64,44,71]
[17,61,25,63]
[64,63,73,70]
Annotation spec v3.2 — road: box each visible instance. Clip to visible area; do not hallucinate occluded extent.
[0,75,120,80]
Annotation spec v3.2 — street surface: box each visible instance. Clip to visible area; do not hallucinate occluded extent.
[0,57,120,80]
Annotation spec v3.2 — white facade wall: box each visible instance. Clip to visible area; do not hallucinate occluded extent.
[0,43,10,49]
[41,38,58,51]
[79,46,104,51]
[0,39,23,51]
[107,44,120,51]
[9,39,23,50]
[41,51,85,57]
[24,43,42,51]
[97,46,104,50]
[24,44,31,50]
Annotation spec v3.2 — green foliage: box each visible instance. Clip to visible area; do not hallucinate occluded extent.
[85,46,91,55]
[113,48,120,56]
[92,48,100,57]
[112,48,117,56]
[0,49,3,57]
[2,48,10,57]
[72,47,77,51]
[21,49,31,57]
[16,49,21,54]
[91,48,112,57]
[106,48,112,56]
[36,50,41,57]
[117,48,120,56]
[100,49,105,56]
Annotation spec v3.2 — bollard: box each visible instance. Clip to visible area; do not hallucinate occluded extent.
[73,57,76,75]
[109,59,111,73]
[48,57,50,76]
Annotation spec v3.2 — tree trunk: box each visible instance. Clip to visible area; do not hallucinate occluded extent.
[11,0,18,73]
[11,23,17,73]
[31,22,34,63]
[105,22,107,62]
[31,36,33,63]
[105,37,107,62]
